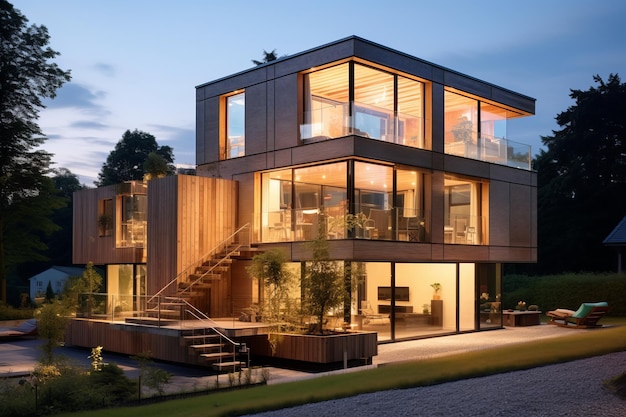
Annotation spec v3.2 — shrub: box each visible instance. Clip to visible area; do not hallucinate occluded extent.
[503,273,626,314]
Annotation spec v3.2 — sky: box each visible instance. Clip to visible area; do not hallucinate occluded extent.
[10,0,626,185]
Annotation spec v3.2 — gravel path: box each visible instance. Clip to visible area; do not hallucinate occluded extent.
[247,351,626,417]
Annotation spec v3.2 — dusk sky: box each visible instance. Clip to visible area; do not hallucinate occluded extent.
[11,0,626,185]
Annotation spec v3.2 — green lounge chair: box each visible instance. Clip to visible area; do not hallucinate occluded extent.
[546,302,609,328]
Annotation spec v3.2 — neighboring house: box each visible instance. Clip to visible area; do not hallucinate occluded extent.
[603,215,626,273]
[29,266,85,300]
[70,36,536,366]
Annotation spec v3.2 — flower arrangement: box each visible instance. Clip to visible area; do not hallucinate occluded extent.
[516,301,527,311]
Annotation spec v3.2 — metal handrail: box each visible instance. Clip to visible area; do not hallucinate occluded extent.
[147,223,251,305]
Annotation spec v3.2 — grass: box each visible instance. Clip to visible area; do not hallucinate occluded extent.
[57,322,626,417]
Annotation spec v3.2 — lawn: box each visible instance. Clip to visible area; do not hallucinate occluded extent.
[58,322,626,417]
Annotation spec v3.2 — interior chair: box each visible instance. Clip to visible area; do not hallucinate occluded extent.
[406,217,422,242]
[546,302,609,328]
[454,217,467,243]
[368,208,390,240]
[360,301,389,325]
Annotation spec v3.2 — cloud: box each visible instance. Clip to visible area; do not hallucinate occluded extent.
[93,62,116,77]
[148,124,195,164]
[44,83,107,112]
[70,120,109,130]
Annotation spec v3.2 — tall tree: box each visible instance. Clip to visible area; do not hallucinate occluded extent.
[534,74,626,273]
[96,129,174,186]
[0,1,71,302]
[252,49,278,66]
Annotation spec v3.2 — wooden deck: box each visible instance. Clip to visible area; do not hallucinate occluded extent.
[64,318,270,367]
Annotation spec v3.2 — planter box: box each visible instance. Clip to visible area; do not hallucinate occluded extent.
[248,331,378,364]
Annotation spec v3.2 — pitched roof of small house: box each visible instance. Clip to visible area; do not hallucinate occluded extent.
[28,266,85,281]
[603,215,626,246]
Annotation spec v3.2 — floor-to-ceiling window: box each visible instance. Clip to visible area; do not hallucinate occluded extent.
[478,263,502,329]
[444,175,486,245]
[396,166,429,242]
[261,160,433,243]
[444,91,478,158]
[302,61,426,148]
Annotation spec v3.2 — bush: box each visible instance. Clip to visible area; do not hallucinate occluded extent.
[503,273,626,315]
[0,303,35,321]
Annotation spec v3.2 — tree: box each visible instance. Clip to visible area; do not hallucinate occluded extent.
[301,215,344,334]
[96,129,174,186]
[534,74,626,273]
[143,151,170,180]
[0,1,71,303]
[252,49,278,66]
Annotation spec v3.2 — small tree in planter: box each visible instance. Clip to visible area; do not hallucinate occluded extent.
[301,215,344,334]
[247,248,299,353]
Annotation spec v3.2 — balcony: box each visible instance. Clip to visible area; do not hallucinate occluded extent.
[445,134,531,170]
[300,102,531,170]
[300,101,426,149]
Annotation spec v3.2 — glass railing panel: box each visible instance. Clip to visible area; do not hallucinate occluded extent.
[506,139,531,170]
[351,101,394,141]
[444,215,485,245]
[395,113,425,149]
[262,209,293,242]
[300,102,349,142]
[445,133,531,170]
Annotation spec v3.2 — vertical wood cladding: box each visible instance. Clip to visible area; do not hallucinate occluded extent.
[147,175,238,295]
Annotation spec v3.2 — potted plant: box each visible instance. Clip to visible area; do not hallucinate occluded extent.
[430,282,441,300]
[422,303,430,314]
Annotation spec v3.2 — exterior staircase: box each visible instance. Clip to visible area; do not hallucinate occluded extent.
[181,309,249,372]
[128,224,253,371]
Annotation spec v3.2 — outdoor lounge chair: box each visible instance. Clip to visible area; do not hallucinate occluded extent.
[0,319,37,341]
[546,302,609,328]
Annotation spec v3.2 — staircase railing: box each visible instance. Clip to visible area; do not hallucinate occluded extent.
[147,223,251,307]
[184,303,249,369]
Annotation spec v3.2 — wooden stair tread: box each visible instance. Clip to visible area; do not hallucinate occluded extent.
[189,343,224,350]
[200,352,236,360]
[212,361,246,370]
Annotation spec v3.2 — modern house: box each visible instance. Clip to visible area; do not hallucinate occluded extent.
[69,36,536,367]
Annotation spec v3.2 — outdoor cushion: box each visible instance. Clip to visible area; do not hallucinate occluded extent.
[572,302,608,318]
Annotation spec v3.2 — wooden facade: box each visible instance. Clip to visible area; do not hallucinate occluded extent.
[146,175,238,296]
[73,181,147,265]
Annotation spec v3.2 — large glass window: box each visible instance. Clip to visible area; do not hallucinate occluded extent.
[261,160,433,243]
[302,61,426,148]
[261,162,348,242]
[98,198,113,237]
[397,76,425,147]
[116,194,147,248]
[444,91,478,157]
[302,63,349,140]
[353,64,394,140]
[223,91,245,159]
[444,175,485,245]
[396,166,428,242]
[355,161,393,240]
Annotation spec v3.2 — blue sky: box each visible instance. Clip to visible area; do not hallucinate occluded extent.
[11,0,626,185]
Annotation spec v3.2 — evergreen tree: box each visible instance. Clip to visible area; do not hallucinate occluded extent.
[0,1,70,302]
[252,49,278,65]
[534,74,626,273]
